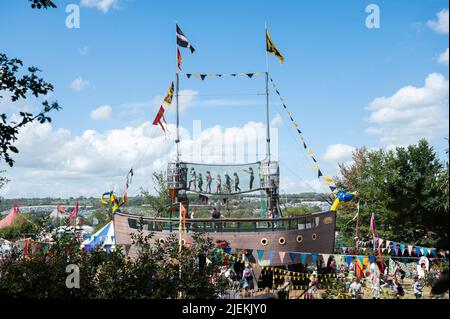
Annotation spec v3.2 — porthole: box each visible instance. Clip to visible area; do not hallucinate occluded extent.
[158,238,166,244]
[261,238,269,246]
[296,235,303,243]
[312,233,317,241]
[278,237,286,245]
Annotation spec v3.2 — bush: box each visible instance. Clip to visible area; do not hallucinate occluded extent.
[0,220,228,299]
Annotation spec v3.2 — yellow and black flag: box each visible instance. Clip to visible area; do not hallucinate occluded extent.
[163,82,174,106]
[266,29,284,63]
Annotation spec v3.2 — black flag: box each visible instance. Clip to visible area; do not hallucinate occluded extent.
[176,24,195,53]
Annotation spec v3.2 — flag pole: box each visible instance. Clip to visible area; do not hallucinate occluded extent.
[264,22,271,161]
[175,22,180,163]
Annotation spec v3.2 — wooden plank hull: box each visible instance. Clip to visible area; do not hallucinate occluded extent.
[114,211,336,266]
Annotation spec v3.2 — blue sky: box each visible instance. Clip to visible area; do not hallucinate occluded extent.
[0,0,448,198]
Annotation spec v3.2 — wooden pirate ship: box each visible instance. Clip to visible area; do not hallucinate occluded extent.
[114,25,337,266]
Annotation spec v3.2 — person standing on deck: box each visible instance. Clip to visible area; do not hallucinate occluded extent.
[206,171,212,193]
[267,208,273,228]
[233,172,241,192]
[216,174,222,194]
[224,173,231,193]
[243,167,254,190]
[197,173,203,192]
[188,168,197,191]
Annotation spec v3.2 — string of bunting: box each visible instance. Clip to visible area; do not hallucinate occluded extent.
[180,72,263,80]
[269,77,336,193]
[211,245,447,275]
[341,237,446,258]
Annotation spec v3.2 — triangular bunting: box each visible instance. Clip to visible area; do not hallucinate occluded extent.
[322,254,330,266]
[279,251,286,264]
[416,247,421,256]
[408,245,413,256]
[257,249,265,260]
[344,255,353,267]
[267,250,275,263]
[300,253,307,264]
[289,252,297,263]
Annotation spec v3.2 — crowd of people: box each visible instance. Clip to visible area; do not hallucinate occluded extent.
[211,252,448,299]
[341,257,446,299]
[186,167,255,194]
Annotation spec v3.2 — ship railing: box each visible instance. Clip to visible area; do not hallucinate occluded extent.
[125,215,323,233]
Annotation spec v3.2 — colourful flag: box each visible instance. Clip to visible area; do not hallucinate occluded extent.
[68,200,78,225]
[266,28,284,63]
[177,47,182,71]
[163,82,174,106]
[176,24,195,53]
[370,212,375,236]
[152,105,168,133]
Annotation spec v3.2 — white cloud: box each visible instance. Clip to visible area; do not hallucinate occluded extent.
[70,77,91,92]
[80,0,118,13]
[0,118,280,198]
[427,9,449,34]
[90,105,112,120]
[366,73,449,148]
[438,48,449,66]
[270,113,283,127]
[280,175,328,194]
[323,144,356,162]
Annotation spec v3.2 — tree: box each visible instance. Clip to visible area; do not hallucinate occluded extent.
[140,171,170,217]
[0,222,228,298]
[1,2,60,167]
[334,139,449,248]
[0,170,9,190]
[0,54,61,167]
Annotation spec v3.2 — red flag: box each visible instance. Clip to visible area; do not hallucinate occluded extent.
[152,105,168,133]
[177,47,182,71]
[68,201,78,225]
[370,212,375,236]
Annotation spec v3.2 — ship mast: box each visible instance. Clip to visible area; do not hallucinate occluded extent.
[265,22,271,162]
[175,23,180,163]
[175,72,180,162]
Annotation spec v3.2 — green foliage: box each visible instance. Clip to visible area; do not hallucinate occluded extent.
[0,170,9,193]
[334,139,449,248]
[140,171,170,217]
[0,53,61,167]
[321,279,351,299]
[284,205,321,217]
[0,213,44,240]
[0,222,228,298]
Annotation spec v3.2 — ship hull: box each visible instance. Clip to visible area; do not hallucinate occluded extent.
[114,211,336,266]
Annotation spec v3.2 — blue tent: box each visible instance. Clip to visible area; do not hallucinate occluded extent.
[81,221,115,251]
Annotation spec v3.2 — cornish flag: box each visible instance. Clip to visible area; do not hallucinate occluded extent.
[176,24,195,53]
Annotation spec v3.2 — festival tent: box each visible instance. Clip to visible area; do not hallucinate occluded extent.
[0,202,20,229]
[52,225,94,240]
[81,221,115,251]
[49,207,67,221]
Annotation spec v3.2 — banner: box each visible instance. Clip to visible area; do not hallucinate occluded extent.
[182,72,262,79]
